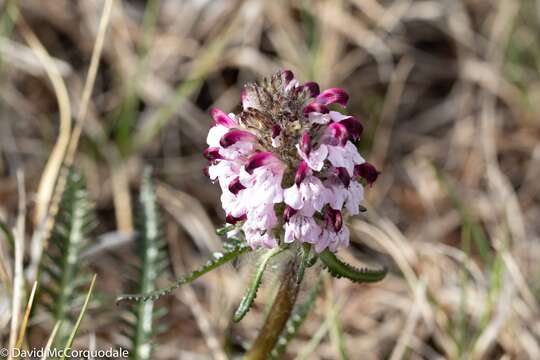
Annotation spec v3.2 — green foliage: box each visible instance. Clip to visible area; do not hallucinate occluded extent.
[0,221,14,249]
[233,246,285,322]
[434,168,492,265]
[319,250,387,283]
[296,244,314,285]
[269,276,323,359]
[60,274,97,360]
[40,170,95,345]
[123,169,169,360]
[117,243,251,304]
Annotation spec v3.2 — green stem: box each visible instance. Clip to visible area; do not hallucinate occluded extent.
[244,258,301,360]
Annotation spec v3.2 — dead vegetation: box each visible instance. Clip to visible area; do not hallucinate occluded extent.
[0,0,539,359]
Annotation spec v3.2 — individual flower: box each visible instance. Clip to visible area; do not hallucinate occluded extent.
[204,70,379,252]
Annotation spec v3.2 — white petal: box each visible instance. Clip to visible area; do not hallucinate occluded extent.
[307,145,328,171]
[284,186,303,209]
[329,111,350,122]
[308,112,331,125]
[206,125,229,147]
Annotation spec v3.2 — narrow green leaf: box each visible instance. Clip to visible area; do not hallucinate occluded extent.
[233,246,285,322]
[319,250,387,283]
[117,244,251,303]
[60,274,97,360]
[38,169,95,345]
[0,221,14,249]
[130,168,164,360]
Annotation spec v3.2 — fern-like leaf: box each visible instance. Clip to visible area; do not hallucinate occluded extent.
[269,276,323,359]
[319,250,387,283]
[126,168,169,360]
[117,243,251,303]
[39,170,95,345]
[233,246,285,322]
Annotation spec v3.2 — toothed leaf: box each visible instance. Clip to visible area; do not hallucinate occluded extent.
[320,250,387,283]
[39,169,95,345]
[117,243,251,303]
[129,168,165,360]
[233,246,285,322]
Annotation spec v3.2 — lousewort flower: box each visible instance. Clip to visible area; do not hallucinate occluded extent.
[204,70,379,252]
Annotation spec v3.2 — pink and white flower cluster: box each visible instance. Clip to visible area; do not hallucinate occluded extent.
[204,71,379,252]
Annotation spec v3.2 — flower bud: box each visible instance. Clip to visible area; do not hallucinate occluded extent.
[303,82,320,97]
[220,130,257,148]
[303,102,329,114]
[354,162,380,186]
[228,177,246,195]
[300,132,311,155]
[294,161,309,186]
[316,87,349,107]
[210,108,236,127]
[245,152,280,174]
[203,147,222,161]
[226,213,247,224]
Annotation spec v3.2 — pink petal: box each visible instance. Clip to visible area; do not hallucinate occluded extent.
[245,151,280,174]
[228,177,246,195]
[316,88,349,107]
[294,160,309,186]
[300,132,311,155]
[326,123,349,146]
[303,102,329,114]
[226,213,246,224]
[210,108,236,127]
[220,130,256,148]
[203,147,222,161]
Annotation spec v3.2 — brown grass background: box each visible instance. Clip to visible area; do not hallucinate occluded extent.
[1,0,540,359]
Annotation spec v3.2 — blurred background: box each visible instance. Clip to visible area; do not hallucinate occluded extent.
[1,0,539,359]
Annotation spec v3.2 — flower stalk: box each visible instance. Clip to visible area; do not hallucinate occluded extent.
[244,258,301,360]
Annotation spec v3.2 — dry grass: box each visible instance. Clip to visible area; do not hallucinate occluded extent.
[1,0,540,359]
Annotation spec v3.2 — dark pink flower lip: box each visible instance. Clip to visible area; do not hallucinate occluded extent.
[303,102,329,114]
[294,160,309,186]
[271,124,282,138]
[316,88,349,107]
[245,151,281,174]
[210,108,237,127]
[354,162,380,186]
[339,117,363,141]
[283,206,297,222]
[203,147,222,161]
[282,69,294,83]
[326,208,343,232]
[202,166,210,178]
[335,167,350,187]
[327,122,349,146]
[228,177,246,195]
[300,132,311,155]
[303,82,320,97]
[220,130,256,148]
[226,213,247,224]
